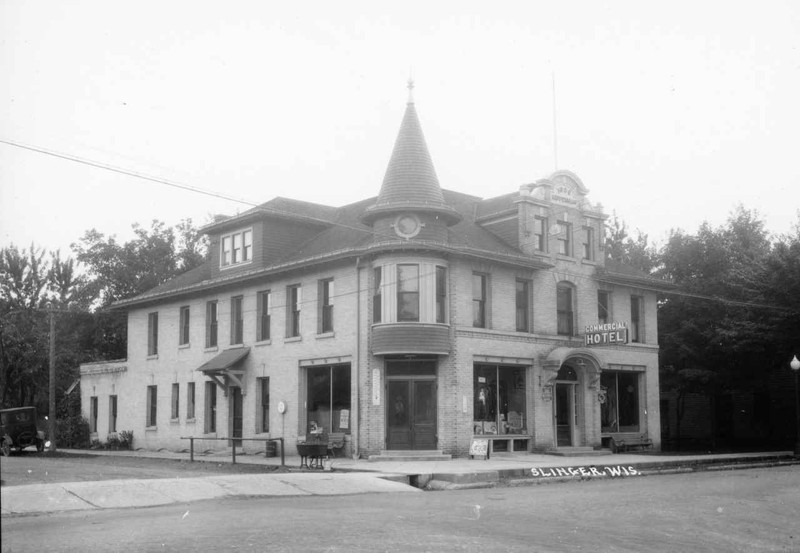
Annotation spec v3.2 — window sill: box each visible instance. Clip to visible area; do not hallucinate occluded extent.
[316,332,335,340]
[145,426,157,432]
[186,418,196,423]
[255,339,272,347]
[580,258,598,266]
[556,255,576,263]
[178,344,190,350]
[147,354,159,361]
[170,418,180,424]
[228,343,245,349]
[220,260,254,271]
[285,336,302,343]
[204,346,219,353]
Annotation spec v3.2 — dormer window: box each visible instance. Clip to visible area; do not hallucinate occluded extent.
[221,229,253,268]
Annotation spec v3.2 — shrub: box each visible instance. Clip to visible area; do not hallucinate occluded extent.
[119,430,134,450]
[57,414,91,449]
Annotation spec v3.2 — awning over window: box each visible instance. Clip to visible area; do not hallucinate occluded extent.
[196,347,250,395]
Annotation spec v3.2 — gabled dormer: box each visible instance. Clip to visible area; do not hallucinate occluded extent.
[476,170,608,266]
[203,199,337,279]
[516,170,607,265]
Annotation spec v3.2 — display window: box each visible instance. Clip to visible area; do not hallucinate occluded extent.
[600,371,640,432]
[472,364,527,436]
[306,364,351,435]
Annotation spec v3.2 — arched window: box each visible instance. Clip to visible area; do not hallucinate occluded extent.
[556,282,575,336]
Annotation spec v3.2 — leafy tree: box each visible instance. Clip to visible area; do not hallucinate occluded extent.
[657,206,786,448]
[0,245,89,412]
[0,245,51,408]
[70,218,207,360]
[604,213,659,274]
[72,218,207,307]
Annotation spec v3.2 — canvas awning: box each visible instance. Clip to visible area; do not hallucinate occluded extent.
[196,347,250,395]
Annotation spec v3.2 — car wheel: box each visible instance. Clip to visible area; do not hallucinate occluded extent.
[36,440,44,453]
[1,442,10,457]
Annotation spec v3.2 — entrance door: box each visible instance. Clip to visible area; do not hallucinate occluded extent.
[230,387,243,447]
[555,383,573,447]
[386,379,437,450]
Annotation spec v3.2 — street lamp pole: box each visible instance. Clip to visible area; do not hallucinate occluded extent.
[791,355,800,456]
[48,306,57,452]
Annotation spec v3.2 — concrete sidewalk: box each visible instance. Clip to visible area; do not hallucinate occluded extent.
[2,449,797,516]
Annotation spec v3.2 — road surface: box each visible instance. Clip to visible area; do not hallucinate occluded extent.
[2,466,798,552]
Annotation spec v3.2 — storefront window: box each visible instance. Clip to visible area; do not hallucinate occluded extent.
[472,364,526,435]
[601,371,640,433]
[306,365,351,434]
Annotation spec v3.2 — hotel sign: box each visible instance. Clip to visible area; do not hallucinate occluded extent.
[584,322,628,346]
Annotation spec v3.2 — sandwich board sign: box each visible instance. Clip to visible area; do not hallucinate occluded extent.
[469,438,489,460]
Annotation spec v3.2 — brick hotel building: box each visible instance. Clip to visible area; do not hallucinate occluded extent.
[81,86,673,458]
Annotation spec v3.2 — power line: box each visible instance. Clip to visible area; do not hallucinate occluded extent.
[0,138,416,245]
[2,138,794,314]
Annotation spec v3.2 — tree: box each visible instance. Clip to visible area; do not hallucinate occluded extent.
[72,219,207,307]
[657,206,783,448]
[0,245,51,408]
[71,219,207,360]
[605,213,659,274]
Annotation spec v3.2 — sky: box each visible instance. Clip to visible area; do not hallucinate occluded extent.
[2,1,799,260]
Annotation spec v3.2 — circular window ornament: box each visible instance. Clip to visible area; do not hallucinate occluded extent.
[392,213,423,239]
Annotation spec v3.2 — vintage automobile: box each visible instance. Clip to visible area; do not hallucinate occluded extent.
[0,407,46,456]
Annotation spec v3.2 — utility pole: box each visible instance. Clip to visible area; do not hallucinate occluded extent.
[48,305,57,452]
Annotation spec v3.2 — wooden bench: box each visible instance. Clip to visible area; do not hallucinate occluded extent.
[476,435,530,454]
[609,435,653,453]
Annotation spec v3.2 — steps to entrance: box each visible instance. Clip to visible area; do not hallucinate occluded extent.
[368,450,452,462]
[545,447,614,457]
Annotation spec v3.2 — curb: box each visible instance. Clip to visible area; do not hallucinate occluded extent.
[423,457,800,491]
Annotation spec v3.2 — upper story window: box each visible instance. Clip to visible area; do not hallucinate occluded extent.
[230,296,244,345]
[397,264,419,322]
[147,312,159,356]
[630,295,643,343]
[257,290,271,342]
[435,266,447,324]
[287,284,302,337]
[319,278,334,334]
[516,279,530,332]
[373,267,382,323]
[472,273,488,328]
[220,229,253,268]
[534,217,547,252]
[206,300,218,348]
[557,221,572,256]
[598,290,610,326]
[179,306,190,346]
[582,226,594,261]
[556,283,574,336]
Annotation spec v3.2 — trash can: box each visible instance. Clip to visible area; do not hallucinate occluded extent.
[265,441,277,458]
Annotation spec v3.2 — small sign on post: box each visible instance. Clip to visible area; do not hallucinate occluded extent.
[469,438,490,460]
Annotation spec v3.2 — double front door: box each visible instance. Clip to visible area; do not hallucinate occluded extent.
[386,379,437,450]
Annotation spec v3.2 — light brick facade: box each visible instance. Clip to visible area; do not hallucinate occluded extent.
[81,93,672,458]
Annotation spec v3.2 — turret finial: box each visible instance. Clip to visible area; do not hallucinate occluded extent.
[407,76,415,104]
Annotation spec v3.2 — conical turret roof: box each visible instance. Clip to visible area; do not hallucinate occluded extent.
[361,83,461,225]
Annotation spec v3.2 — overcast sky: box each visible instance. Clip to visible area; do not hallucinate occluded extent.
[2,1,799,259]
